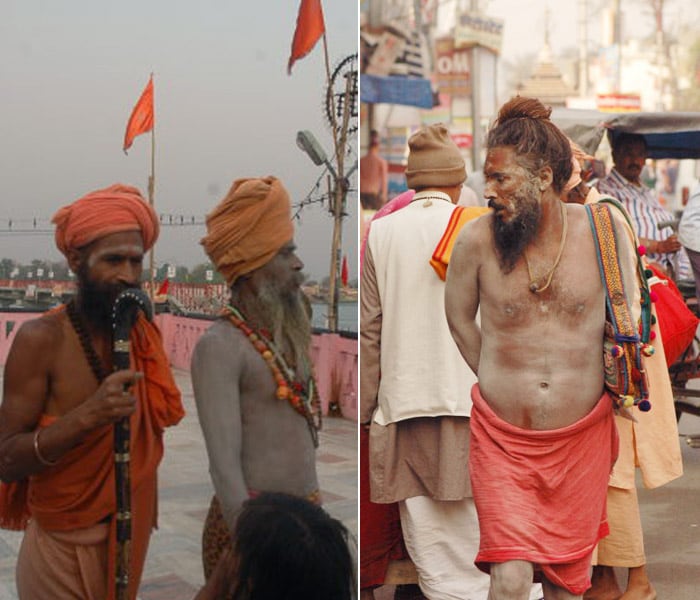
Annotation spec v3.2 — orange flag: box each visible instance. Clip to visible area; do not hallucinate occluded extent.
[156,278,169,296]
[123,75,154,154]
[341,254,349,287]
[288,0,325,75]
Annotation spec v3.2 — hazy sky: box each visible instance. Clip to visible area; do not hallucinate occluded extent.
[445,0,699,94]
[1,1,357,280]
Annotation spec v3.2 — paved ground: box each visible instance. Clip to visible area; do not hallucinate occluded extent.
[0,369,357,600]
[2,370,699,599]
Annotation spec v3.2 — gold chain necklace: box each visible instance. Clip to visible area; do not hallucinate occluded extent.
[524,202,568,294]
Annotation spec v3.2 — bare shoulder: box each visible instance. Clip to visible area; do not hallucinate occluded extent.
[447,213,493,284]
[191,319,248,371]
[8,310,65,363]
[453,212,493,257]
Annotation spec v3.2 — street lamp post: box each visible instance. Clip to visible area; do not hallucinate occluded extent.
[296,129,347,332]
[297,69,355,332]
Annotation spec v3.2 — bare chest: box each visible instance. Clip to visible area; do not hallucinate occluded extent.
[481,252,604,331]
[46,325,111,415]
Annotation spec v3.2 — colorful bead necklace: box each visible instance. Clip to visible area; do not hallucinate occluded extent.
[225,305,321,447]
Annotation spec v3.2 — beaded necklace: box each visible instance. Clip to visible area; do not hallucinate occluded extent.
[225,305,321,448]
[66,300,108,383]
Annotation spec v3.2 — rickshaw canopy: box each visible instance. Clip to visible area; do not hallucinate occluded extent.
[551,108,700,160]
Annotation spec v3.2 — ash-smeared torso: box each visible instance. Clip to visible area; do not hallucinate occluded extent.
[477,210,606,429]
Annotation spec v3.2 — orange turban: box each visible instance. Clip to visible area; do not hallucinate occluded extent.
[201,176,294,285]
[52,184,159,257]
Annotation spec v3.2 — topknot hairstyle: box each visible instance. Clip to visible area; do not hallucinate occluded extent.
[486,96,573,194]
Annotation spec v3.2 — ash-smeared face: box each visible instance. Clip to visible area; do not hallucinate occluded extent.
[484,146,543,273]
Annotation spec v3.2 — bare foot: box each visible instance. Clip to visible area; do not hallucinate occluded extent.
[619,585,656,600]
[584,566,622,600]
[620,565,656,600]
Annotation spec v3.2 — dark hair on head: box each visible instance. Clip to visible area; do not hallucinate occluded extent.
[610,131,647,152]
[229,492,355,600]
[486,96,572,194]
[369,129,380,147]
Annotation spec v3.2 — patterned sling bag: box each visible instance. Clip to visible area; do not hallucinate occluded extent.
[585,199,654,412]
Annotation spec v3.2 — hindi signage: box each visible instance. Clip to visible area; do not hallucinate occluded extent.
[455,12,504,54]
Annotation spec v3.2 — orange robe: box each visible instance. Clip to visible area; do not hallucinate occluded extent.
[469,384,618,595]
[0,311,184,600]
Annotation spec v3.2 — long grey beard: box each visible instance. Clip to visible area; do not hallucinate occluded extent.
[237,283,313,381]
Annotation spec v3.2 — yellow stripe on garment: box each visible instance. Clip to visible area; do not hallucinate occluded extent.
[430,206,490,280]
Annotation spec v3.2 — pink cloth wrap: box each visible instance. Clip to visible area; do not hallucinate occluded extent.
[52,184,159,257]
[201,176,294,285]
[469,384,619,595]
[359,190,415,273]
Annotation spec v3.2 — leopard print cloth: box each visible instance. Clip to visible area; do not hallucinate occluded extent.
[202,490,322,581]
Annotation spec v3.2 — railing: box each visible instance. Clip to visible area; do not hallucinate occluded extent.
[0,311,357,421]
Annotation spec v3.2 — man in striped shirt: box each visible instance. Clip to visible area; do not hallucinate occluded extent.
[596,132,690,280]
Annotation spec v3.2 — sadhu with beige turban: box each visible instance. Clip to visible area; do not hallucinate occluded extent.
[201,176,295,285]
[193,176,321,583]
[0,182,183,600]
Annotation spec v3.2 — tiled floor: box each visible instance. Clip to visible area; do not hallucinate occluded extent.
[0,369,358,600]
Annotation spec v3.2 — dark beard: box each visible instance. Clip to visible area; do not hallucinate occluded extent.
[491,184,542,273]
[76,265,139,332]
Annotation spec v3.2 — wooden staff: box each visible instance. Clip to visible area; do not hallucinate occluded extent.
[111,288,153,600]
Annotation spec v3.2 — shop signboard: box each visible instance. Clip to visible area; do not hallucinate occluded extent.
[434,36,470,97]
[455,12,504,54]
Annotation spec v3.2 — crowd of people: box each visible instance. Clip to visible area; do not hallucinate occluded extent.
[0,92,696,600]
[361,97,691,600]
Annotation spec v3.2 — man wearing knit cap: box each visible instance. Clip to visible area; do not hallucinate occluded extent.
[192,176,321,583]
[0,183,184,599]
[361,124,490,599]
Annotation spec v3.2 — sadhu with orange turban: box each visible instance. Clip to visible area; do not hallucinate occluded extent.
[52,183,159,257]
[201,176,294,286]
[0,183,183,600]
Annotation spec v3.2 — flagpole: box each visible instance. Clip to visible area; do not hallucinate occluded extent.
[321,33,340,164]
[148,73,156,301]
[320,30,341,331]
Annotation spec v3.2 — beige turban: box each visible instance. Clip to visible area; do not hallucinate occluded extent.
[52,184,159,257]
[201,176,294,285]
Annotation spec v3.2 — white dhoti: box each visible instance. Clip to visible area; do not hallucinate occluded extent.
[398,495,490,600]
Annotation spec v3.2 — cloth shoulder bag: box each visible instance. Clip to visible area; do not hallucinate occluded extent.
[586,199,653,412]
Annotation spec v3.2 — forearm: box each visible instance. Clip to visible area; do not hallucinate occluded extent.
[359,330,380,424]
[192,332,247,533]
[210,462,249,533]
[0,410,93,482]
[640,237,660,254]
[450,320,481,375]
[359,245,381,423]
